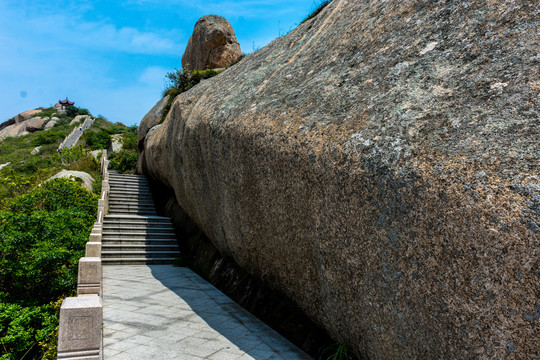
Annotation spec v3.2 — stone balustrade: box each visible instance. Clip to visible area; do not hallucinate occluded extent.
[57,149,109,360]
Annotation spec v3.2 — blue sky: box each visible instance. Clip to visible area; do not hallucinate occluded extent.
[0,0,319,125]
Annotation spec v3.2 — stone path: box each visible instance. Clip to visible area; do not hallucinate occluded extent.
[58,116,94,150]
[103,265,312,360]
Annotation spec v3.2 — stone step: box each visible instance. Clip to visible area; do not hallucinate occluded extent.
[108,201,154,206]
[107,210,158,216]
[109,195,153,201]
[108,176,148,182]
[109,189,152,198]
[101,250,180,259]
[109,181,150,186]
[104,214,170,221]
[101,226,174,234]
[102,258,177,265]
[103,219,172,226]
[102,231,175,239]
[102,244,179,252]
[108,207,157,213]
[103,221,172,228]
[101,238,178,245]
[109,189,148,193]
[108,202,156,208]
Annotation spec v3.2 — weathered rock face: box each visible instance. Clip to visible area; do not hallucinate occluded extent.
[139,1,539,358]
[137,95,169,173]
[181,15,241,71]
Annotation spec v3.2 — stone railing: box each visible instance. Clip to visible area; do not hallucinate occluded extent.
[57,150,109,360]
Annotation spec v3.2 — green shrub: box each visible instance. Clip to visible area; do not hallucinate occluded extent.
[31,131,65,146]
[301,0,332,24]
[109,150,137,174]
[81,130,112,150]
[0,302,57,360]
[37,107,57,118]
[0,178,96,359]
[161,68,223,123]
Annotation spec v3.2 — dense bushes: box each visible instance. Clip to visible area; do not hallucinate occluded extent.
[31,130,66,146]
[108,125,138,174]
[81,130,111,150]
[109,150,137,173]
[0,178,97,359]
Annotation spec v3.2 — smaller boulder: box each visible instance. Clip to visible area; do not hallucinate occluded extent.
[44,117,58,130]
[0,122,28,140]
[26,117,47,132]
[31,146,41,155]
[0,162,11,170]
[50,170,94,192]
[182,15,242,71]
[90,150,102,159]
[70,115,89,125]
[110,134,123,153]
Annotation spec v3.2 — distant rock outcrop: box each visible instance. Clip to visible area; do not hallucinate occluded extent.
[0,109,42,133]
[181,15,241,71]
[139,1,539,358]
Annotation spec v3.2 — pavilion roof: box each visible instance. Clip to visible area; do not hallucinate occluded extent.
[59,98,74,105]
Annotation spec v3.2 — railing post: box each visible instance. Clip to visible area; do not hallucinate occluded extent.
[86,242,101,257]
[57,296,102,360]
[77,257,102,296]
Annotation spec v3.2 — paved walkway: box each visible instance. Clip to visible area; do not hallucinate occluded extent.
[58,116,94,150]
[103,265,312,360]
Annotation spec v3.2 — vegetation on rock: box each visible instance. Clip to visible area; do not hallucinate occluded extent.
[161,68,223,124]
[300,0,332,24]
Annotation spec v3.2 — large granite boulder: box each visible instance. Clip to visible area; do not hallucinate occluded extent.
[181,15,241,71]
[139,1,539,358]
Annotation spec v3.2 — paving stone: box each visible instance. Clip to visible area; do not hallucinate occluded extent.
[103,265,311,359]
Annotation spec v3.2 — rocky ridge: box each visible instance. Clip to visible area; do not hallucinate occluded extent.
[139,1,539,358]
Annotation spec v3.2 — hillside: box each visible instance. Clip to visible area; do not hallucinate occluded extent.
[0,104,136,359]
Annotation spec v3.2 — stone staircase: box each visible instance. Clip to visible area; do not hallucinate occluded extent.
[101,170,180,265]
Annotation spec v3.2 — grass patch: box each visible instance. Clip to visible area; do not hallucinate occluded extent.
[301,0,333,24]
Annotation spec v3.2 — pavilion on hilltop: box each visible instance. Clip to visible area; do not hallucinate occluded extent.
[56,98,75,114]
